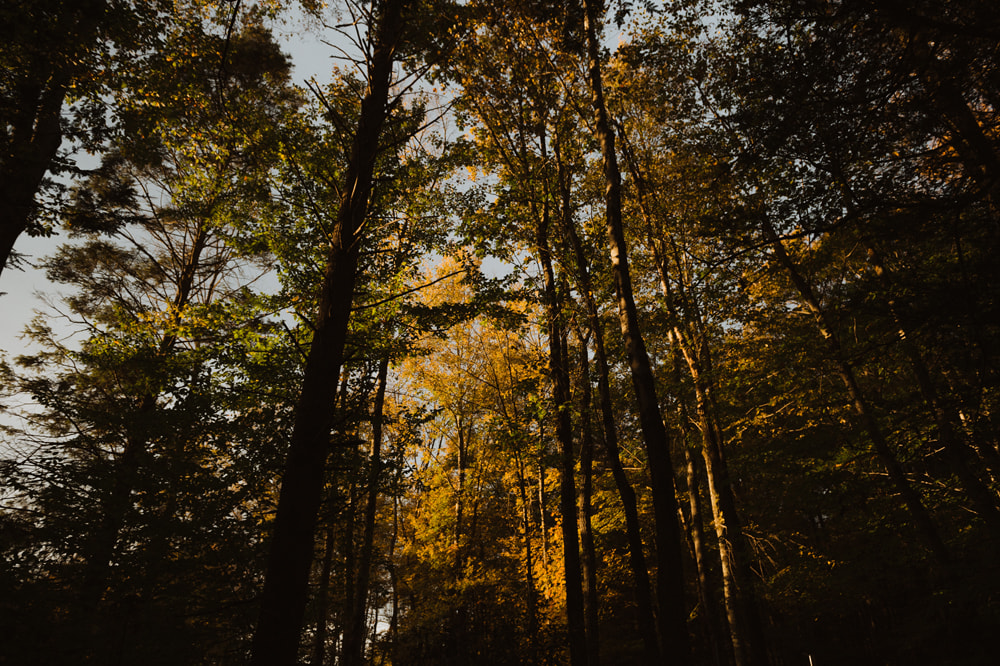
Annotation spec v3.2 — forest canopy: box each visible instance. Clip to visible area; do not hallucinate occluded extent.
[2,0,999,664]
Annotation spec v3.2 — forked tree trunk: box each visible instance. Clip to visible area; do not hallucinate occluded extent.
[249,2,406,662]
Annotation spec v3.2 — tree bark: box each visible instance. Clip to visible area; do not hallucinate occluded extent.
[249,2,406,662]
[580,1,691,661]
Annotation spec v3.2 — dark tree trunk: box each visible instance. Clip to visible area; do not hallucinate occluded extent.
[342,357,390,666]
[515,449,540,642]
[555,139,662,665]
[538,454,549,573]
[0,52,69,277]
[536,133,589,666]
[575,329,601,665]
[0,79,63,274]
[580,0,691,661]
[341,460,360,663]
[249,2,406,662]
[1,0,109,277]
[761,219,952,566]
[312,525,337,666]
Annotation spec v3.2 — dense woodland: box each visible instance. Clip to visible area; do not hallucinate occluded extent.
[2,0,999,664]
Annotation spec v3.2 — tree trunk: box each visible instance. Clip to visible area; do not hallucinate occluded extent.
[343,357,390,666]
[1,0,110,277]
[761,219,951,566]
[536,136,589,666]
[865,244,1000,531]
[555,138,662,664]
[0,54,69,277]
[455,421,466,576]
[249,2,406,662]
[667,334,726,666]
[575,329,602,665]
[682,442,726,666]
[539,455,549,573]
[312,525,336,666]
[387,467,402,665]
[515,449,540,644]
[580,1,691,661]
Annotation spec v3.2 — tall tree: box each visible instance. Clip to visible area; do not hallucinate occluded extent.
[579,0,691,661]
[250,1,410,661]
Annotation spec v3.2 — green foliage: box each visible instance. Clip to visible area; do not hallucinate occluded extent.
[3,0,1000,664]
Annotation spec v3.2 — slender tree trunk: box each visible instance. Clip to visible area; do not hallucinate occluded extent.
[515,449,540,644]
[312,525,337,666]
[575,329,601,665]
[387,464,402,665]
[455,422,466,576]
[555,139,662,664]
[669,287,766,666]
[80,224,211,642]
[667,335,726,666]
[865,245,1000,531]
[537,134,588,666]
[539,455,549,573]
[682,443,726,666]
[249,2,406,662]
[580,1,691,661]
[343,357,390,666]
[761,219,951,566]
[341,458,360,658]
